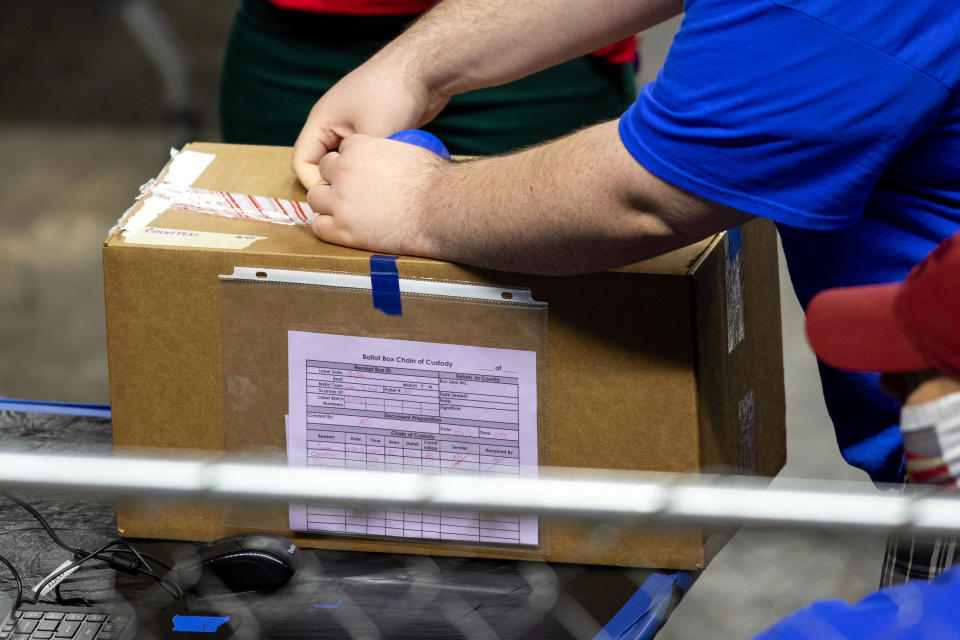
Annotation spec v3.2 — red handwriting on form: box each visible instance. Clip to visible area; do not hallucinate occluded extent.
[308,450,342,459]
[344,383,380,393]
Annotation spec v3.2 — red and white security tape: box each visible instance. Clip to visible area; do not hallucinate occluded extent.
[140,180,315,226]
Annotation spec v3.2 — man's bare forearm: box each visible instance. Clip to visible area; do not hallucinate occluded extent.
[376,0,683,98]
[306,122,752,272]
[415,121,753,275]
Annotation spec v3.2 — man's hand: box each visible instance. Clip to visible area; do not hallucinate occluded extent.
[292,62,450,190]
[306,120,753,275]
[308,134,447,256]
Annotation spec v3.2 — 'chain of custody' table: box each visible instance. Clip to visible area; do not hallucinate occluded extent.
[302,360,527,544]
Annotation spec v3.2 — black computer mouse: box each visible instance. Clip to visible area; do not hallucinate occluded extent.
[182,533,304,592]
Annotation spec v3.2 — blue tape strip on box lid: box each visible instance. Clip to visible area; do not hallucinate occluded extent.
[370,254,402,316]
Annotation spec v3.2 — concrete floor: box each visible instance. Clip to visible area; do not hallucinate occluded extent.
[0,4,885,638]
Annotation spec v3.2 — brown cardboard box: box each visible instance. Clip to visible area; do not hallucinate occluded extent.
[103,142,785,569]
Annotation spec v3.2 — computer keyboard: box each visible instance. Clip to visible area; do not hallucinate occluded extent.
[0,604,132,640]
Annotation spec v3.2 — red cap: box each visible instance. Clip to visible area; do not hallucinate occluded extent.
[805,231,960,379]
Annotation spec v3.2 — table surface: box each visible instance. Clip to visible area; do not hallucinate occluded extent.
[0,410,685,639]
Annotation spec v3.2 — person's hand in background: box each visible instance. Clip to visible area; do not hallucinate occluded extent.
[290,0,672,191]
[292,58,450,190]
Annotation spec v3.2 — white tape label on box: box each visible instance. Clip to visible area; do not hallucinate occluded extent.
[164,150,215,186]
[124,227,266,250]
[123,196,173,235]
[119,148,314,236]
[120,149,215,235]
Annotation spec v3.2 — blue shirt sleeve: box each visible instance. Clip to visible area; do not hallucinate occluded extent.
[619,0,950,230]
[753,566,960,639]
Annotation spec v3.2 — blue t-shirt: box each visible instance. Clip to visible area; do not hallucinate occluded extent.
[620,0,960,482]
[754,566,960,639]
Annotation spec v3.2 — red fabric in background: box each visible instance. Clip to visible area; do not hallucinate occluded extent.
[267,0,637,63]
[588,38,637,64]
[269,0,434,15]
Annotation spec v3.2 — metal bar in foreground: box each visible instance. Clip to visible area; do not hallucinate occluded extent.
[0,451,956,534]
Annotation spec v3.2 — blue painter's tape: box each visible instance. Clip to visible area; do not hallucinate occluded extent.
[728,227,742,263]
[0,397,111,419]
[313,599,344,609]
[387,129,451,159]
[171,615,230,633]
[370,254,402,316]
[593,572,694,640]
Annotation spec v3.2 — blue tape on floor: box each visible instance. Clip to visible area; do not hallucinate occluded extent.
[0,397,111,419]
[728,227,742,262]
[313,599,343,609]
[370,254,402,316]
[171,615,230,633]
[594,572,694,640]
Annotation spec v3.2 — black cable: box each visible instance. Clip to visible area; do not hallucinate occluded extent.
[107,539,154,573]
[27,540,129,605]
[0,552,24,619]
[132,566,184,601]
[92,551,182,601]
[1,493,81,556]
[3,491,171,569]
[105,547,172,571]
[3,492,184,603]
[54,583,90,608]
[48,549,180,605]
[29,540,185,606]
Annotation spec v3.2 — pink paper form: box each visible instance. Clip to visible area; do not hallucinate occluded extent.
[287,331,539,546]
